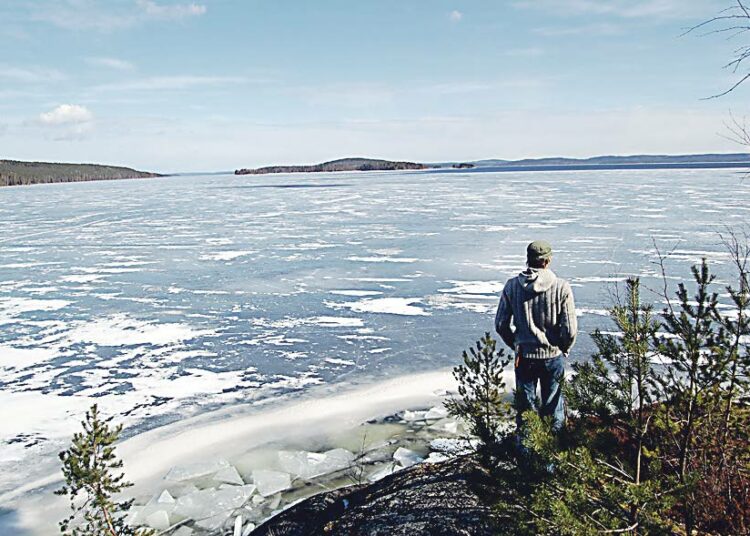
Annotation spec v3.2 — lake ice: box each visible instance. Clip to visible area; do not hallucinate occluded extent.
[0,167,747,498]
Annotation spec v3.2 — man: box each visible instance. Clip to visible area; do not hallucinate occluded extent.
[495,240,577,436]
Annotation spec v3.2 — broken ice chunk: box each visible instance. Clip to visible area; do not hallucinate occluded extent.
[125,506,140,527]
[127,503,175,527]
[241,522,256,536]
[213,465,245,486]
[266,493,282,510]
[278,451,325,479]
[324,448,356,467]
[194,511,233,531]
[155,489,175,504]
[145,510,171,531]
[174,485,254,520]
[367,463,396,483]
[278,448,355,480]
[243,504,265,523]
[172,527,193,536]
[401,410,426,422]
[424,406,449,420]
[251,469,291,497]
[167,482,200,498]
[393,447,423,468]
[165,459,231,482]
[428,419,460,435]
[233,514,243,536]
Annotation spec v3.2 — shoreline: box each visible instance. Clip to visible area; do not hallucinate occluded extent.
[0,367,489,535]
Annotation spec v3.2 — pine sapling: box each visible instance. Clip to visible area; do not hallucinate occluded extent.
[653,260,725,534]
[56,404,153,536]
[445,332,512,462]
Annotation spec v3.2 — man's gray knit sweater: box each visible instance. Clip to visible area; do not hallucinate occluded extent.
[495,268,577,359]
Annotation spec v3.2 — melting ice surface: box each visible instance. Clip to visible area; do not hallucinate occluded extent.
[0,167,748,496]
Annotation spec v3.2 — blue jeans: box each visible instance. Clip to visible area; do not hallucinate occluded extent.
[515,355,566,433]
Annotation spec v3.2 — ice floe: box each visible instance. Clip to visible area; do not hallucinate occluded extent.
[251,469,291,496]
[393,447,424,468]
[166,459,232,483]
[172,485,256,522]
[278,448,354,480]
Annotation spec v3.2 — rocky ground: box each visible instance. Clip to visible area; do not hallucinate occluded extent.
[251,454,502,536]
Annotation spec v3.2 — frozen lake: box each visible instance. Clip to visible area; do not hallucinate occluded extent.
[0,167,747,497]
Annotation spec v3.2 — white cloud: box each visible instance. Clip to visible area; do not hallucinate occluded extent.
[449,10,463,22]
[292,83,396,108]
[33,1,136,31]
[534,22,624,36]
[291,78,547,109]
[513,0,712,19]
[86,57,135,71]
[94,75,246,92]
[33,0,206,31]
[504,47,545,57]
[136,0,207,20]
[0,64,65,83]
[39,104,93,125]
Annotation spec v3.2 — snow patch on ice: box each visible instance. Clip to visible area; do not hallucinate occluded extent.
[0,297,70,326]
[201,251,255,262]
[329,297,430,316]
[63,314,213,347]
[329,290,383,297]
[346,256,420,263]
[437,280,504,295]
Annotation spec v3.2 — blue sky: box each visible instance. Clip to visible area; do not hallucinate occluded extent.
[0,0,748,172]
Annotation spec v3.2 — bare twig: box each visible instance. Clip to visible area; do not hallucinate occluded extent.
[686,1,750,97]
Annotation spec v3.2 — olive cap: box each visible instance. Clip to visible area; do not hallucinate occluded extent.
[527,240,553,262]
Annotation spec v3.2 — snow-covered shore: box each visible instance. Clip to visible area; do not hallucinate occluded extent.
[0,367,494,536]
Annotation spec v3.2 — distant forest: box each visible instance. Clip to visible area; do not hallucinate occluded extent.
[0,160,161,187]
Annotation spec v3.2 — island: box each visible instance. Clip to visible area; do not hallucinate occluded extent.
[0,159,162,187]
[234,157,428,175]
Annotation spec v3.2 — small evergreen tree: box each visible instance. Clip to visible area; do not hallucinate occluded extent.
[569,279,660,484]
[56,404,152,536]
[715,229,750,438]
[445,332,512,461]
[652,260,725,533]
